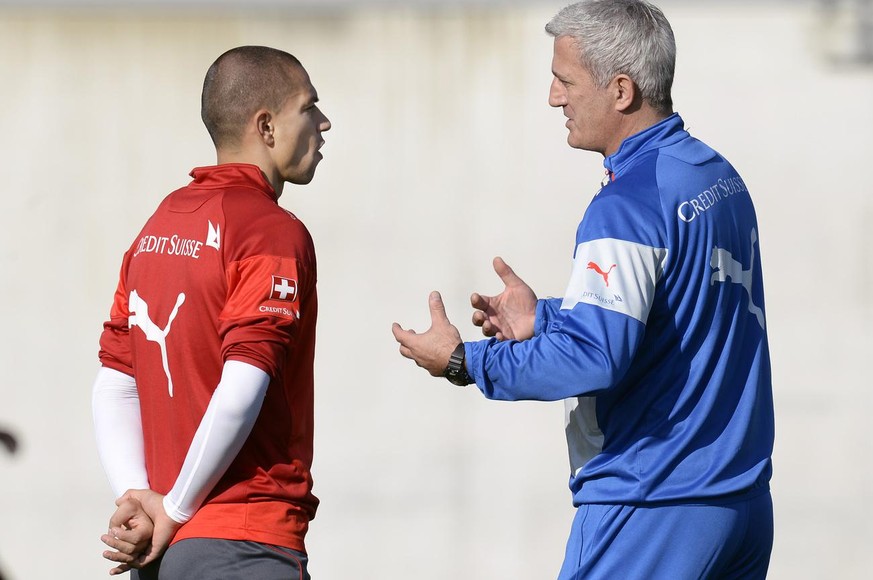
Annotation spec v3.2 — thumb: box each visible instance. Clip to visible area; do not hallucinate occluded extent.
[428,291,449,327]
[493,256,521,286]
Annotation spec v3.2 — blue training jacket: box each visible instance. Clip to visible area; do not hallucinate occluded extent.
[465,113,774,505]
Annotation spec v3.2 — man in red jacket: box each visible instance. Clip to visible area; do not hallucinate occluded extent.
[93,45,331,579]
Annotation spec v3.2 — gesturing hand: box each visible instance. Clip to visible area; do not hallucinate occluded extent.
[101,497,154,575]
[470,257,537,341]
[392,291,462,377]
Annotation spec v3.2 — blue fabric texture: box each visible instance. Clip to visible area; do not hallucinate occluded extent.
[465,113,774,505]
[557,491,773,579]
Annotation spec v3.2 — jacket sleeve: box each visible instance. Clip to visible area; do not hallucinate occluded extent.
[92,366,149,497]
[162,360,269,523]
[465,192,668,401]
[533,298,563,336]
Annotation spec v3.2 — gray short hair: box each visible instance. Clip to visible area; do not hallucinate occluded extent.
[545,0,675,114]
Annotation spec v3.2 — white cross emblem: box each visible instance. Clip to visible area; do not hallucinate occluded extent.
[270,276,298,302]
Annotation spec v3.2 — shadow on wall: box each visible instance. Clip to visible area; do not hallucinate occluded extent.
[0,429,19,580]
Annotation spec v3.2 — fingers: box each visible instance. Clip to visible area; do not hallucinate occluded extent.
[493,256,521,286]
[101,534,138,558]
[103,548,137,564]
[471,292,499,337]
[100,528,139,555]
[392,323,418,350]
[139,530,173,566]
[470,292,491,314]
[108,525,150,546]
[392,322,420,362]
[428,291,449,326]
[392,330,421,366]
[393,291,450,340]
[392,323,417,337]
[393,292,457,371]
[471,308,498,337]
[139,547,163,566]
[393,290,449,340]
[391,322,406,342]
[109,499,141,529]
[117,488,146,505]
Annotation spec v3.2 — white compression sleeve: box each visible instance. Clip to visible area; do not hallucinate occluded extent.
[162,360,270,524]
[92,366,149,498]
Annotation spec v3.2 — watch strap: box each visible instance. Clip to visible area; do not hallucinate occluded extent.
[444,342,472,386]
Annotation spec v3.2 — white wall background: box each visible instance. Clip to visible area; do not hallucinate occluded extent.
[0,1,870,578]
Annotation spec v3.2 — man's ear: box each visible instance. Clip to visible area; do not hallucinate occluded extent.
[612,74,637,113]
[256,110,274,146]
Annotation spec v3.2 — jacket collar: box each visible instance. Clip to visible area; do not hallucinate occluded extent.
[604,113,687,179]
[188,163,277,201]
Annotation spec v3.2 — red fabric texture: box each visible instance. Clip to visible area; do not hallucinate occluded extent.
[99,164,318,552]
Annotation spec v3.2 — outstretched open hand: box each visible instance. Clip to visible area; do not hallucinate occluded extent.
[392,291,462,377]
[470,257,537,341]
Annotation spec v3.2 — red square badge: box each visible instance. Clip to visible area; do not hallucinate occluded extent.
[270,276,298,302]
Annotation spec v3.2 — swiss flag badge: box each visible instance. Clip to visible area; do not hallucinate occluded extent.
[270,276,298,302]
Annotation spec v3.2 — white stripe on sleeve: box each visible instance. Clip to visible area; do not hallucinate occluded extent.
[560,237,667,324]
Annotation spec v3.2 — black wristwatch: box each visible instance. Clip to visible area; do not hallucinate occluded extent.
[444,342,473,386]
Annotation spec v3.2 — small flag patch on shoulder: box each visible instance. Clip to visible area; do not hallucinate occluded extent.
[270,276,298,302]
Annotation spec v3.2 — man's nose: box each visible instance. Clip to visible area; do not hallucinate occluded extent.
[548,78,565,107]
[315,107,331,132]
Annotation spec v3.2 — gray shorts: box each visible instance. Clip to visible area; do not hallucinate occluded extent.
[132,538,310,580]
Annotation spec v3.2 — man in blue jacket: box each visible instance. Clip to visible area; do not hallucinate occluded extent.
[392,1,775,578]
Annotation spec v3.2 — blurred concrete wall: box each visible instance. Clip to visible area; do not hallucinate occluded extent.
[0,2,870,579]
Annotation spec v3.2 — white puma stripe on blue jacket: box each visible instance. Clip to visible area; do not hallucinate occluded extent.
[464,113,774,506]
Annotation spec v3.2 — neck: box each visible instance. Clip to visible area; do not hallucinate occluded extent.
[603,108,672,158]
[216,148,284,198]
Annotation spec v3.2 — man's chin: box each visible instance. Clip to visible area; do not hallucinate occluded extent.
[287,175,315,186]
[566,135,597,153]
[286,159,321,186]
[567,136,585,150]
[566,130,582,148]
